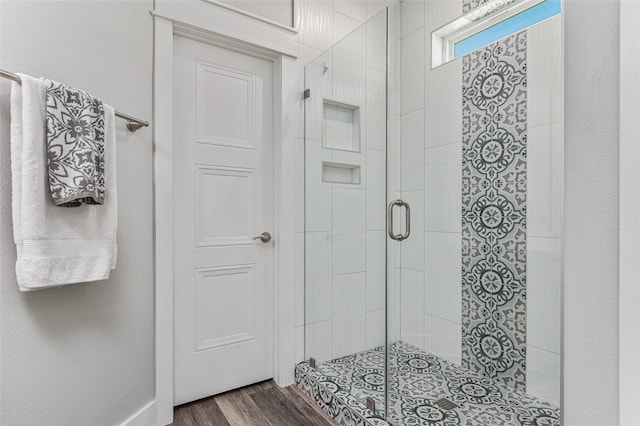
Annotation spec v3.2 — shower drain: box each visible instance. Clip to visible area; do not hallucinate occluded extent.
[434,398,458,410]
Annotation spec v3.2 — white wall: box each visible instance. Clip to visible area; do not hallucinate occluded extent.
[563,0,619,424]
[0,2,155,425]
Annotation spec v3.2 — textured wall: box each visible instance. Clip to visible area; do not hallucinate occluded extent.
[563,0,620,424]
[0,1,154,425]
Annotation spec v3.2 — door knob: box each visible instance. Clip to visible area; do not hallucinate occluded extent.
[253,232,272,243]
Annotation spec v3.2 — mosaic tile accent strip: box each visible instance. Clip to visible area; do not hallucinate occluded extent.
[462,0,518,16]
[461,32,527,392]
[296,342,559,426]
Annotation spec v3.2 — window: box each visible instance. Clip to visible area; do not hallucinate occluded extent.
[432,0,562,67]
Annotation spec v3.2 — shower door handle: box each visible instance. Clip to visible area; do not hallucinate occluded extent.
[387,199,410,241]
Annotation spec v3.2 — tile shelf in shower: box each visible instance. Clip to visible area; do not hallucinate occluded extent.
[295,342,560,426]
[322,99,362,153]
[322,162,361,185]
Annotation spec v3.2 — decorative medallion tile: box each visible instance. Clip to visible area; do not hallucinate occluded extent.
[462,32,527,391]
[463,0,518,16]
[296,342,557,426]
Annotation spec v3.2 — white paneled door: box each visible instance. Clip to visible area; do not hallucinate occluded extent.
[172,36,274,405]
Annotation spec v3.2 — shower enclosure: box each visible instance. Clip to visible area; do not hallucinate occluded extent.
[296,2,562,425]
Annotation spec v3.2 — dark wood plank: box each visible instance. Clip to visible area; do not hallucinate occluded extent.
[250,387,334,426]
[192,398,231,426]
[243,379,276,395]
[173,397,230,426]
[171,380,338,426]
[216,386,273,426]
[171,404,197,426]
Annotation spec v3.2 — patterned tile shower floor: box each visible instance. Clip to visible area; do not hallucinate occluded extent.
[295,342,559,426]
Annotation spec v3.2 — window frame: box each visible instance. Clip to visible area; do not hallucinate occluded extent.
[431,0,557,67]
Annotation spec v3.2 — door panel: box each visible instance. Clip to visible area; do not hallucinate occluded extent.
[173,35,274,405]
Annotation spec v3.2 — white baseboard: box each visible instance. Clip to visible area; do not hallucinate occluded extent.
[120,400,158,426]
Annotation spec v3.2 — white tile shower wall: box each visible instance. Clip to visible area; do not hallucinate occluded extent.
[333,314,367,358]
[401,0,426,38]
[366,309,386,348]
[366,149,386,229]
[334,0,367,23]
[366,230,385,311]
[401,27,425,114]
[527,123,563,238]
[526,344,561,407]
[424,314,463,365]
[333,272,367,318]
[527,15,563,128]
[333,11,364,44]
[425,142,462,232]
[366,68,387,152]
[400,109,426,192]
[401,268,425,348]
[397,0,427,358]
[332,24,366,105]
[299,0,394,363]
[421,0,463,364]
[305,320,334,362]
[527,238,561,354]
[305,49,333,143]
[366,11,387,72]
[305,140,332,232]
[400,190,425,271]
[425,61,462,148]
[305,232,333,325]
[332,188,366,275]
[425,231,462,325]
[526,15,562,403]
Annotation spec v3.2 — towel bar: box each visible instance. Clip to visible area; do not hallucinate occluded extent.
[0,68,149,132]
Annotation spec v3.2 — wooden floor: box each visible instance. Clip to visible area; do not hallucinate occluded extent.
[171,380,338,426]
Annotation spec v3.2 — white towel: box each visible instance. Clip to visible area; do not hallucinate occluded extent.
[10,73,118,291]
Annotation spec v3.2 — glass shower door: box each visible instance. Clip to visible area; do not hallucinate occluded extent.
[384,1,563,424]
[303,6,391,421]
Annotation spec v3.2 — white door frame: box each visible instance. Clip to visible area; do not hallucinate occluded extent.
[153,3,298,424]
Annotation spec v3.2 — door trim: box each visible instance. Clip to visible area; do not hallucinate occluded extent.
[153,8,298,424]
[619,1,640,423]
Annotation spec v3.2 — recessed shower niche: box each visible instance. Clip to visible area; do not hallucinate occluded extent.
[322,99,361,152]
[322,162,361,185]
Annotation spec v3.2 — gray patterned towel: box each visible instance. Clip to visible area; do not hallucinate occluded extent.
[45,80,105,207]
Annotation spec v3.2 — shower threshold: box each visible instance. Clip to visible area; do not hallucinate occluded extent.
[295,342,559,426]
